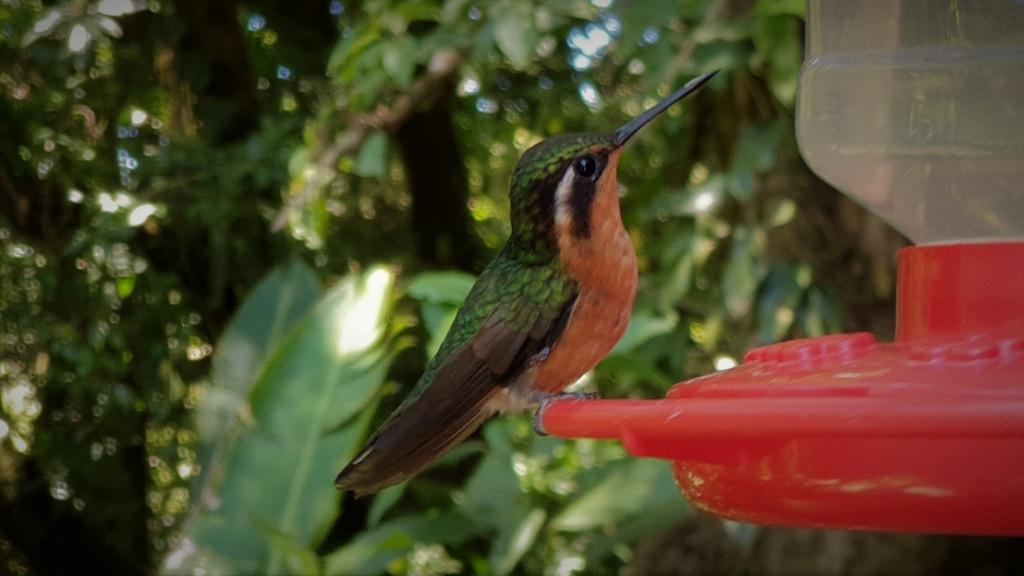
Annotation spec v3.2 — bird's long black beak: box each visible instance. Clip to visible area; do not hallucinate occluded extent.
[615,70,718,146]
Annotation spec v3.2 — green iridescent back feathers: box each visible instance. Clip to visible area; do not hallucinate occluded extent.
[404,236,578,405]
[402,132,617,404]
[334,138,591,495]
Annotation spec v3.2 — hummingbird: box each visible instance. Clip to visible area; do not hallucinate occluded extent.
[337,71,717,497]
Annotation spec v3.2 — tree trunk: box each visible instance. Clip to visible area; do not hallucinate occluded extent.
[395,99,483,271]
[169,0,259,143]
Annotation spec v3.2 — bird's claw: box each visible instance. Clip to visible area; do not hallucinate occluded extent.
[529,346,551,368]
[530,390,601,436]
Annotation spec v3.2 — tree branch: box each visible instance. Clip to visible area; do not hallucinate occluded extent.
[272,49,465,232]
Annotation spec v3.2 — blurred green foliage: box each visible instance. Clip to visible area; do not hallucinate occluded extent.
[1,0,904,574]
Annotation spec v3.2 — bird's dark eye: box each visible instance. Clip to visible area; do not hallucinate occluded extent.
[573,155,598,179]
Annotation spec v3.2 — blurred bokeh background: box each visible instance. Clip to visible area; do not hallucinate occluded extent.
[2,0,1020,574]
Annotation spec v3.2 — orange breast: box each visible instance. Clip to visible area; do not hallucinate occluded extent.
[533,150,638,391]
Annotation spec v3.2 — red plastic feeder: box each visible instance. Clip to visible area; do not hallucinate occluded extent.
[544,1,1024,536]
[543,242,1024,535]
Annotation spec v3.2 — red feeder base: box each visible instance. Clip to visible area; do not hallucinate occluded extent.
[542,242,1024,535]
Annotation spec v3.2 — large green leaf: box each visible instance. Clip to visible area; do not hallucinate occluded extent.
[164,267,396,575]
[191,259,320,511]
[211,258,319,395]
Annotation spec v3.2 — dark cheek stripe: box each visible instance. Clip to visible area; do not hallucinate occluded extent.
[570,179,596,239]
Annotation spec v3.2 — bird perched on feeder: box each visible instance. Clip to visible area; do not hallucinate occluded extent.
[337,71,717,497]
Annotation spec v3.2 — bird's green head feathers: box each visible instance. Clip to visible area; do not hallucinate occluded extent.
[505,71,718,261]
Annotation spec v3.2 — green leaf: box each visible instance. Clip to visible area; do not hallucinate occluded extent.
[21,8,64,46]
[493,6,536,70]
[690,39,749,74]
[419,304,459,357]
[723,232,761,320]
[660,249,695,307]
[458,420,520,529]
[441,0,475,23]
[754,0,806,16]
[366,483,406,527]
[457,420,536,573]
[616,0,675,47]
[610,309,678,354]
[691,17,753,43]
[322,513,479,576]
[725,169,755,202]
[652,176,725,217]
[287,146,313,179]
[757,263,803,343]
[394,2,439,26]
[406,271,476,305]
[327,27,382,77]
[354,131,388,178]
[407,271,476,355]
[755,16,803,106]
[731,120,786,175]
[576,462,690,565]
[382,36,418,86]
[550,458,680,532]
[191,259,319,513]
[116,274,136,298]
[212,258,319,395]
[767,198,797,228]
[492,508,546,576]
[801,286,843,337]
[252,516,322,576]
[597,354,673,388]
[654,228,699,308]
[172,268,396,575]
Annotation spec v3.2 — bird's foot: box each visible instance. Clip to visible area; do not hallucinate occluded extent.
[528,346,550,367]
[530,390,601,436]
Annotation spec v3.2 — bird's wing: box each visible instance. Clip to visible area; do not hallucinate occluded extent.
[336,264,577,497]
